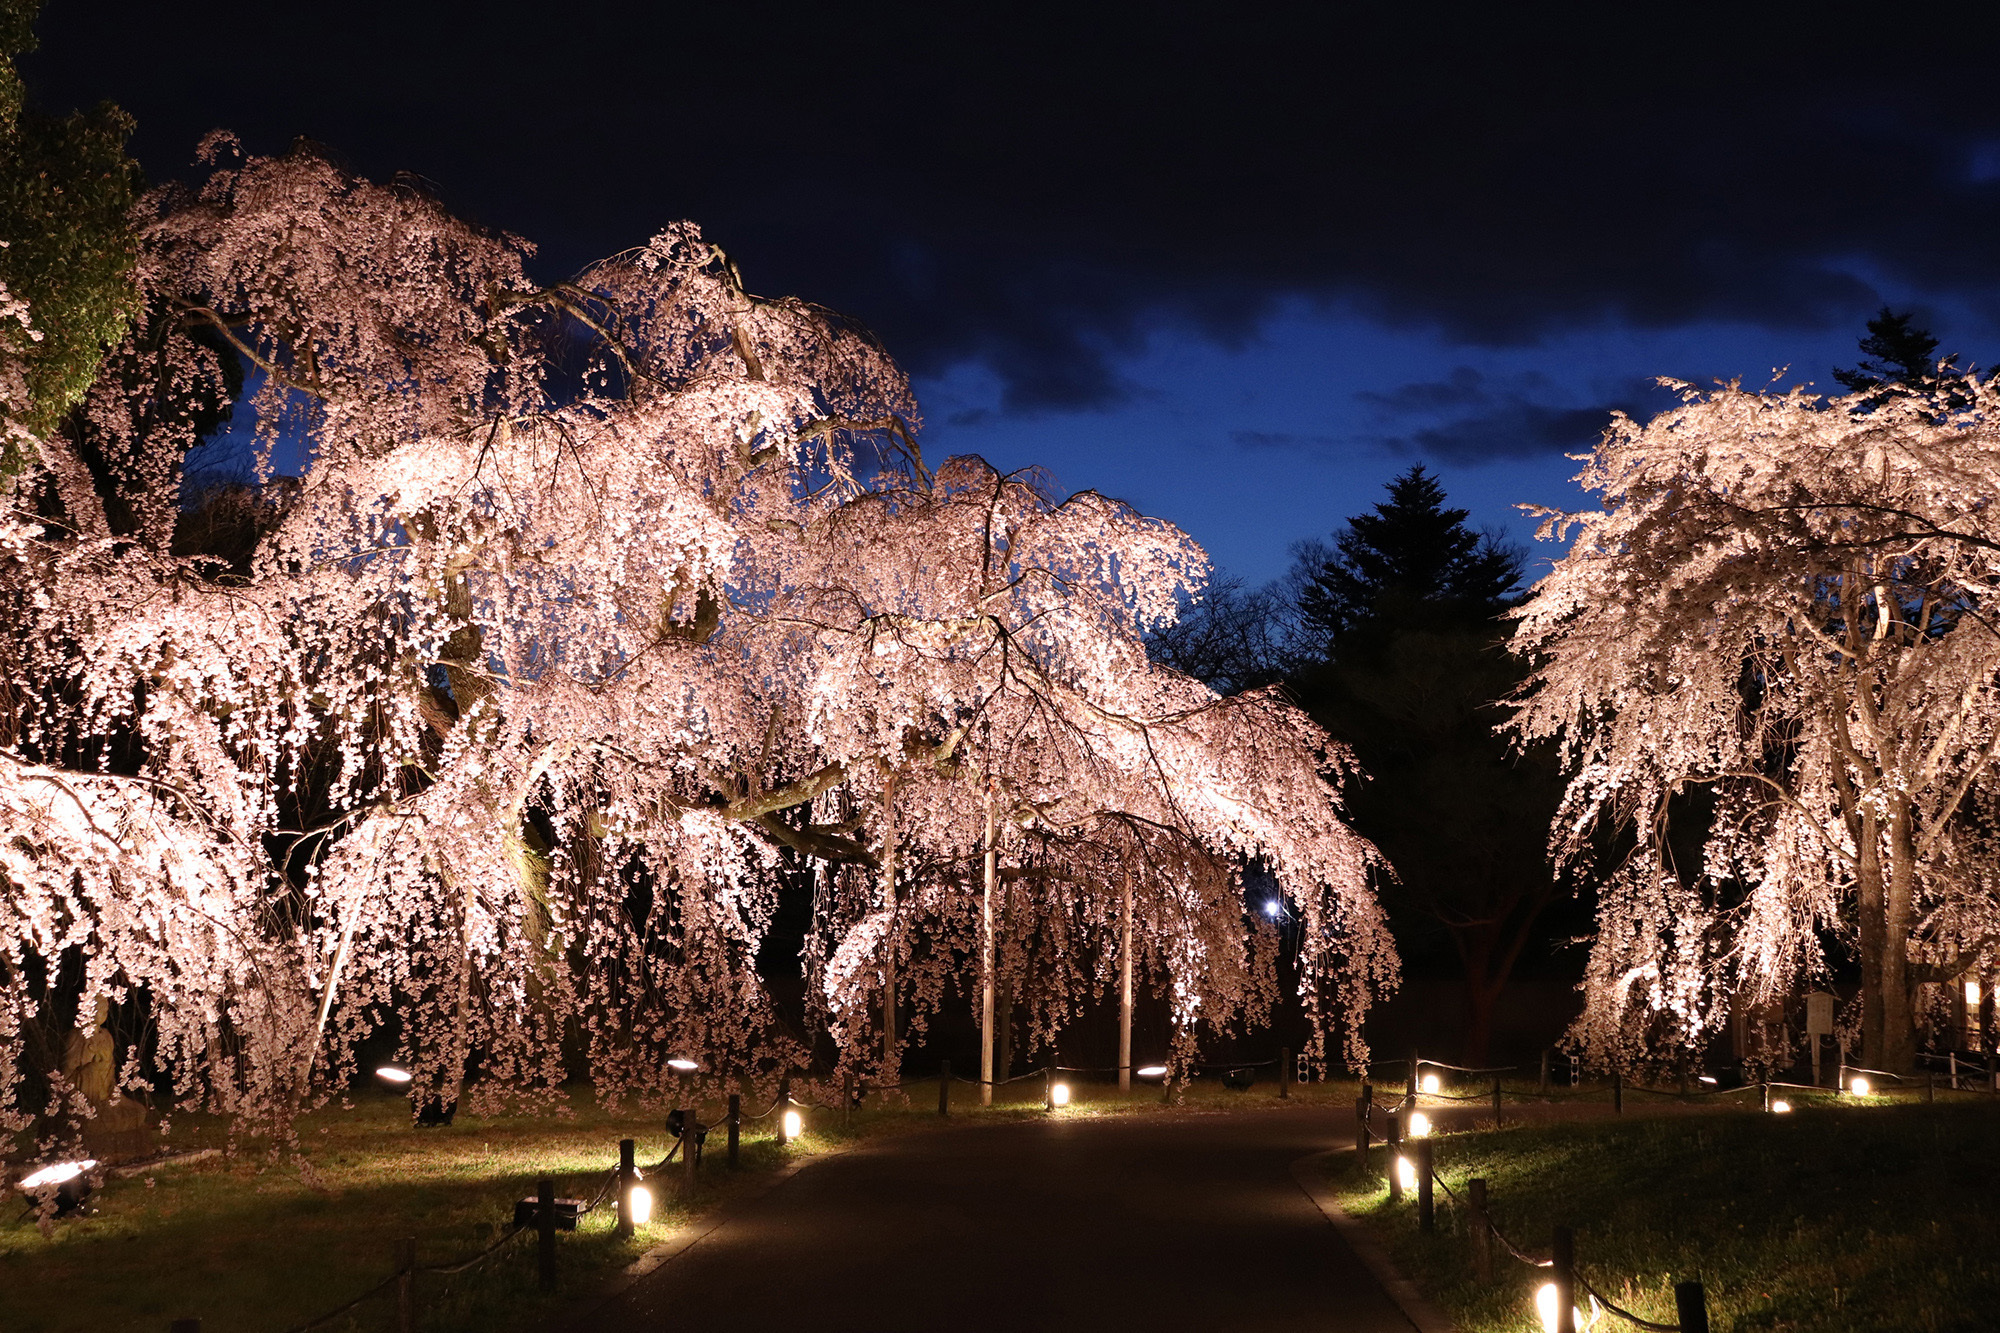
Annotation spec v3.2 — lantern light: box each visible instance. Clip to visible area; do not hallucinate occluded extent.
[1771,1099,1791,1113]
[1536,1282,1603,1332]
[1051,1082,1072,1108]
[666,1057,700,1073]
[628,1183,653,1225]
[1407,1111,1432,1138]
[374,1065,413,1085]
[782,1108,803,1140]
[1969,979,1982,1006]
[1848,1075,1871,1097]
[1135,1064,1168,1079]
[1394,1155,1418,1191]
[1420,1072,1441,1095]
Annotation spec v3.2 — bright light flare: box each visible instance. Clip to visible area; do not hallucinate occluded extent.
[1535,1283,1602,1332]
[782,1108,803,1139]
[1697,1074,1717,1086]
[374,1065,413,1085]
[1848,1076,1871,1097]
[1420,1072,1441,1094]
[1136,1064,1168,1079]
[1394,1155,1417,1191]
[1263,899,1282,919]
[1771,1099,1791,1113]
[1969,980,1983,1006]
[628,1183,653,1225]
[1051,1082,1071,1107]
[1407,1111,1432,1138]
[666,1057,700,1073]
[18,1160,95,1190]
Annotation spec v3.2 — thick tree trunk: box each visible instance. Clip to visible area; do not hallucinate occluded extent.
[1118,872,1134,1092]
[881,772,899,1071]
[1857,801,1919,1072]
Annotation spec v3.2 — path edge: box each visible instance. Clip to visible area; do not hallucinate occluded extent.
[1290,1149,1462,1333]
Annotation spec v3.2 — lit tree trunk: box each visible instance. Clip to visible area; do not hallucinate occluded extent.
[880,770,899,1071]
[980,787,997,1107]
[1118,871,1134,1092]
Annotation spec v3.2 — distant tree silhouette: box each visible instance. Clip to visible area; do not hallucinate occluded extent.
[1833,308,1967,410]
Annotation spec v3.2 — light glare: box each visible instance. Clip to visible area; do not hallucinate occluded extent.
[628,1183,653,1225]
[1394,1155,1417,1191]
[1969,980,1983,1006]
[1420,1072,1441,1094]
[1051,1082,1071,1107]
[782,1108,803,1139]
[1136,1064,1168,1078]
[666,1057,699,1073]
[374,1065,413,1084]
[1264,900,1282,919]
[18,1159,95,1190]
[1407,1111,1432,1138]
[1535,1283,1602,1332]
[1848,1075,1871,1096]
[1772,1099,1791,1113]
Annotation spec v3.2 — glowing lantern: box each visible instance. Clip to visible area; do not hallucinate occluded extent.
[1407,1111,1432,1138]
[628,1183,653,1225]
[1394,1155,1418,1191]
[782,1108,803,1139]
[1848,1075,1871,1097]
[1535,1282,1603,1331]
[1420,1072,1441,1095]
[1051,1082,1072,1107]
[1771,1099,1791,1113]
[374,1065,413,1084]
[1969,979,1982,1006]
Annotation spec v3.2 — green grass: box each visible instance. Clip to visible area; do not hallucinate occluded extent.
[1331,1097,2000,1332]
[2,1071,1348,1333]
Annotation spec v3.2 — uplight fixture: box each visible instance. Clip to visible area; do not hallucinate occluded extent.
[1697,1074,1717,1086]
[666,1057,700,1073]
[628,1183,653,1225]
[1848,1075,1871,1097]
[782,1108,803,1139]
[1051,1082,1072,1108]
[1420,1072,1441,1095]
[1969,979,1983,1007]
[16,1159,97,1217]
[1535,1282,1602,1332]
[1135,1064,1168,1079]
[1771,1099,1792,1113]
[374,1065,413,1085]
[1394,1155,1417,1191]
[1407,1111,1432,1138]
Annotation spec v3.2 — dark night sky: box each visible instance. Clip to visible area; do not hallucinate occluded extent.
[25,3,2000,583]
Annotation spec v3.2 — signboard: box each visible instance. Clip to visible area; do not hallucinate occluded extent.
[1805,991,1836,1037]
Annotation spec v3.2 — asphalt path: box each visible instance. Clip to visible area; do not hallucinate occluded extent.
[578,1104,1418,1332]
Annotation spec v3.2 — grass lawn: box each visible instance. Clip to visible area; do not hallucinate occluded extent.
[1330,1095,2000,1332]
[3,1070,1345,1333]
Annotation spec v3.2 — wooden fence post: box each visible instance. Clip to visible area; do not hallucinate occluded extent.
[1407,1049,1420,1102]
[1761,1080,1770,1113]
[1551,1224,1576,1333]
[1045,1065,1055,1112]
[1356,1082,1371,1166]
[537,1175,557,1292]
[1674,1279,1710,1333]
[1926,1071,1935,1104]
[1416,1137,1434,1233]
[1386,1107,1403,1202]
[939,1060,951,1116]
[1539,1048,1551,1093]
[1468,1177,1493,1285]
[727,1094,741,1167]
[616,1138,635,1237]
[775,1081,790,1145]
[1279,1047,1290,1099]
[394,1236,416,1333]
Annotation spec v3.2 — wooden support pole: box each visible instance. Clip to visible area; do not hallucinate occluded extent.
[1674,1279,1710,1333]
[939,1060,951,1116]
[1407,1049,1420,1102]
[1416,1137,1434,1232]
[537,1176,557,1292]
[1760,1080,1770,1113]
[1926,1072,1935,1104]
[776,1078,791,1145]
[616,1138,636,1237]
[1356,1085,1371,1166]
[1117,868,1133,1095]
[1539,1049,1551,1093]
[727,1094,741,1167]
[1044,1064,1055,1112]
[1279,1047,1290,1099]
[394,1236,416,1333]
[1386,1107,1403,1202]
[684,1096,700,1192]
[1551,1224,1576,1333]
[1468,1178,1493,1285]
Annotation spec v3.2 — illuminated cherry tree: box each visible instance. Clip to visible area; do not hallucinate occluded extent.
[1512,379,2000,1074]
[0,141,1392,1137]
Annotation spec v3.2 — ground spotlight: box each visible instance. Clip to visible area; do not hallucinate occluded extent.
[1407,1111,1432,1138]
[374,1065,413,1085]
[667,1057,700,1073]
[628,1183,653,1225]
[16,1159,96,1218]
[1848,1075,1872,1097]
[1135,1064,1168,1080]
[782,1108,803,1139]
[1051,1082,1071,1108]
[1771,1099,1791,1113]
[1535,1282,1602,1331]
[1394,1155,1417,1191]
[1420,1072,1441,1095]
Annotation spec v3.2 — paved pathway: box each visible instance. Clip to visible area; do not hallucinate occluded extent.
[579,1105,1418,1332]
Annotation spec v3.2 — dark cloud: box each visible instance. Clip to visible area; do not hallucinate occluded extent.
[1359,370,1672,463]
[23,2,2000,421]
[1230,428,1336,452]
